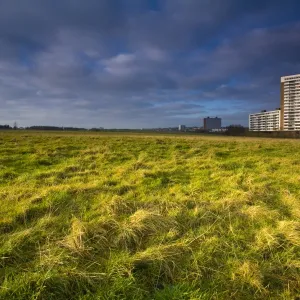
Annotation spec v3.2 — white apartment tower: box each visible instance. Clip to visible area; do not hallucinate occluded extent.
[281,74,300,131]
[249,109,280,131]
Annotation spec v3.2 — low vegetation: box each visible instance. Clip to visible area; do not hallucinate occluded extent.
[0,131,299,299]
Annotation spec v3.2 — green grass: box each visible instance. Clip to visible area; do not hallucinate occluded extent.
[0,131,299,299]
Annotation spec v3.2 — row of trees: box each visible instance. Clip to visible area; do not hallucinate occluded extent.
[0,124,248,135]
[0,125,12,130]
[224,125,248,136]
[0,123,18,130]
[1,123,299,139]
[26,126,88,131]
[0,124,106,131]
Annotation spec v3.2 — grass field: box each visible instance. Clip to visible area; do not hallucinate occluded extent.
[0,131,299,299]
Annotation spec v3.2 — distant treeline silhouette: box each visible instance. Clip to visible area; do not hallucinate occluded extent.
[0,125,12,129]
[2,124,300,139]
[0,125,91,131]
[27,126,88,131]
[0,125,137,132]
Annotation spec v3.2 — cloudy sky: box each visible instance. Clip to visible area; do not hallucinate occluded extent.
[1,0,300,128]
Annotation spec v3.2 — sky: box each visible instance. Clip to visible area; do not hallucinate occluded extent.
[1,0,300,128]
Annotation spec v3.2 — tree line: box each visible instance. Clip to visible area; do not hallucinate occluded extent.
[0,125,90,131]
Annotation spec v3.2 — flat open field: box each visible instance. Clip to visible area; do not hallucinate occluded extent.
[0,131,299,299]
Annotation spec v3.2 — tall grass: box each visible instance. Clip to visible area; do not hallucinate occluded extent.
[0,131,299,299]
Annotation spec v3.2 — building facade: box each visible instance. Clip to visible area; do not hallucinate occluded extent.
[281,74,300,131]
[203,117,221,130]
[249,109,280,131]
[178,125,186,131]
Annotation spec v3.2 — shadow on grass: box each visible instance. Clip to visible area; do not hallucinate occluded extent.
[142,169,191,189]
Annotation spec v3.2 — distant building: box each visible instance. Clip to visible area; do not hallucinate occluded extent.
[178,125,186,131]
[249,109,280,131]
[281,74,300,131]
[210,128,228,133]
[203,117,221,130]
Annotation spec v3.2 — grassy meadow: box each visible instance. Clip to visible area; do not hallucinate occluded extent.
[0,131,299,299]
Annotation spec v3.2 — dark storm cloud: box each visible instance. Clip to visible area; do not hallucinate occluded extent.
[0,0,299,127]
[182,22,300,87]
